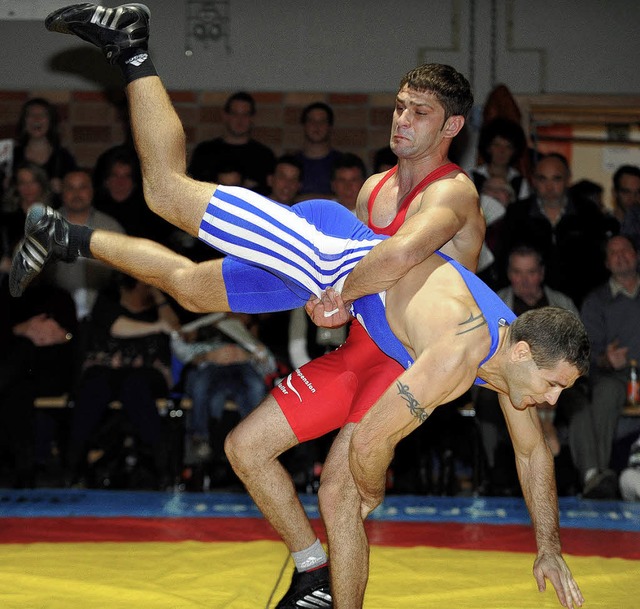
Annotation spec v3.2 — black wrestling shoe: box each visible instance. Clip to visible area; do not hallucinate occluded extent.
[9,204,73,298]
[275,565,332,608]
[44,3,150,64]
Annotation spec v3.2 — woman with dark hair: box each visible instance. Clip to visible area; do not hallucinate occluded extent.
[12,97,77,194]
[472,117,531,201]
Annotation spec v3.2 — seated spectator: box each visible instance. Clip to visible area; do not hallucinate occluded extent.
[267,154,302,206]
[471,117,531,200]
[93,145,173,243]
[580,235,640,496]
[611,165,640,250]
[42,169,124,320]
[1,162,54,275]
[331,152,367,212]
[496,152,610,307]
[0,275,77,487]
[294,102,342,200]
[188,91,275,194]
[172,313,271,483]
[569,178,619,238]
[65,274,180,488]
[12,97,77,195]
[475,245,604,496]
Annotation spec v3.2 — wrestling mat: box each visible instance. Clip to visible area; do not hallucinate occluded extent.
[0,490,638,608]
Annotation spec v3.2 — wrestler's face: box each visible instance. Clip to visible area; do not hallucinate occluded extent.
[507,347,580,410]
[390,86,461,159]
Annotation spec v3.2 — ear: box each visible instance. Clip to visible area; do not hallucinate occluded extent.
[442,115,465,139]
[511,340,533,362]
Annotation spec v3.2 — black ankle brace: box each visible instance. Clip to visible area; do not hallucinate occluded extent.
[68,224,94,259]
[117,47,158,84]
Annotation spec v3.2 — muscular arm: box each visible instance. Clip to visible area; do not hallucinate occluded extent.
[499,394,584,609]
[350,350,475,516]
[340,179,478,304]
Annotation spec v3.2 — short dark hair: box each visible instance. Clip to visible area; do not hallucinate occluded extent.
[613,164,640,191]
[508,244,544,269]
[373,146,397,173]
[224,91,256,115]
[300,102,334,126]
[331,152,367,180]
[398,63,473,121]
[509,307,590,376]
[274,154,303,176]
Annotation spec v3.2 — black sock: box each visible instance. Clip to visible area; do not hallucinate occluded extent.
[117,47,158,84]
[67,224,94,259]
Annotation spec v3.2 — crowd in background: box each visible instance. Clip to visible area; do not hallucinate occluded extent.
[1,85,639,502]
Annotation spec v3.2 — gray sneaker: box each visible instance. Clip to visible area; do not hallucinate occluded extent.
[9,204,73,297]
[45,3,150,64]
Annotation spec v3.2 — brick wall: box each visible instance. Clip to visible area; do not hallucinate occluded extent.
[0,89,396,175]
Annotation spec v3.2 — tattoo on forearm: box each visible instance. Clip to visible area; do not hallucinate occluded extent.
[456,312,487,335]
[396,381,428,422]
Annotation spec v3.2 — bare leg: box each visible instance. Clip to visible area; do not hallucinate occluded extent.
[225,395,318,551]
[125,76,215,235]
[318,424,369,609]
[90,230,230,313]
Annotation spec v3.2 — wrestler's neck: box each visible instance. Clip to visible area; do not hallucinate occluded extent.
[475,326,510,394]
[395,149,452,192]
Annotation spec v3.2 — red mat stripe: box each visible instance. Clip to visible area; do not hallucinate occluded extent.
[1,517,638,559]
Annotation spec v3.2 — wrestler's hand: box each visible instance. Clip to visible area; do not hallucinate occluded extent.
[533,552,584,608]
[304,288,352,328]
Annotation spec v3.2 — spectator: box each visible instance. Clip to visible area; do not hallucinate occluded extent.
[172,313,270,483]
[471,117,531,200]
[188,91,275,194]
[612,165,640,250]
[66,274,180,488]
[42,169,125,320]
[372,145,397,174]
[475,245,604,496]
[93,146,172,243]
[294,102,342,200]
[496,152,610,306]
[580,234,640,496]
[267,154,302,206]
[331,152,367,212]
[1,163,54,275]
[12,97,77,195]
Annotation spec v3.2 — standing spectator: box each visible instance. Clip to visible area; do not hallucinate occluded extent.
[188,91,275,194]
[497,152,610,306]
[12,97,77,195]
[43,169,124,320]
[294,102,342,200]
[267,154,302,206]
[612,165,640,250]
[580,235,640,496]
[475,245,604,496]
[330,152,367,212]
[471,117,531,200]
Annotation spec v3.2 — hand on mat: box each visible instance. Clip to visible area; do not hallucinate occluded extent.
[533,552,584,608]
[305,288,352,328]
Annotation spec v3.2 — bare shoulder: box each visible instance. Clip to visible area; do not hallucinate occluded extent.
[355,171,387,221]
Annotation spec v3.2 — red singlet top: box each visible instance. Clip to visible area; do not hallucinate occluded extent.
[367,162,460,235]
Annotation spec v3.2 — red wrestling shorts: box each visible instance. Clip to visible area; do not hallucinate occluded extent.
[272,320,404,442]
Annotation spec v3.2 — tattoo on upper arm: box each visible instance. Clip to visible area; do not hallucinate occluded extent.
[456,312,487,335]
[396,380,428,422]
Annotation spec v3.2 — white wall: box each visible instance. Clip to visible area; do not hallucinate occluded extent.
[1,0,639,101]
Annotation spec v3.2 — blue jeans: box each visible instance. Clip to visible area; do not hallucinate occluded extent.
[185,361,266,440]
